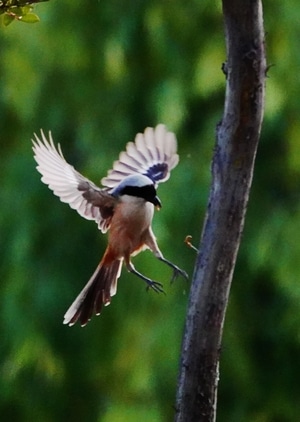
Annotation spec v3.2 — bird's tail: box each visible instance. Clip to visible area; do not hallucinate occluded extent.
[63,257,122,327]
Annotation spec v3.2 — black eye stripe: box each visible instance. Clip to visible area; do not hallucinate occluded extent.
[120,184,156,201]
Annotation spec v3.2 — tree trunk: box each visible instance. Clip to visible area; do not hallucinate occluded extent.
[175,1,266,421]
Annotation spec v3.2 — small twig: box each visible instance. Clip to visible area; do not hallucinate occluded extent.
[184,235,199,253]
[0,0,48,8]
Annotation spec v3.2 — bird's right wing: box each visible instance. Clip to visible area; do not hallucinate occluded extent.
[32,130,115,233]
[101,124,179,190]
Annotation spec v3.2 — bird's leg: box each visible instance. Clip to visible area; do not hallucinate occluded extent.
[156,255,189,283]
[144,228,189,283]
[126,262,165,294]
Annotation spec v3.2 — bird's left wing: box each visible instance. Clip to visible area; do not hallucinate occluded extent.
[32,130,115,233]
[101,124,179,190]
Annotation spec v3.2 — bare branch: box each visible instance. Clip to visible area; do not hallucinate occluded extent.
[175,1,266,421]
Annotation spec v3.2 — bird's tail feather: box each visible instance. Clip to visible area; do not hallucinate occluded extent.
[63,258,122,327]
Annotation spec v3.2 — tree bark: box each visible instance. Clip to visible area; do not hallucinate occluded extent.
[175,1,266,421]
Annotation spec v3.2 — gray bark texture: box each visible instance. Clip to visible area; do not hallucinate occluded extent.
[175,1,266,421]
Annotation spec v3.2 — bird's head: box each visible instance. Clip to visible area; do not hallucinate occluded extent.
[111,174,161,209]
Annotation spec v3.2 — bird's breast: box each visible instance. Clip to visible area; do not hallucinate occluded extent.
[108,196,154,257]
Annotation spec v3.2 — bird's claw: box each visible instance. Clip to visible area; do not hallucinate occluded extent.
[146,280,165,294]
[170,266,189,284]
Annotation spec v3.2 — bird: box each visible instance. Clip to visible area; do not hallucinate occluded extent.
[32,124,188,327]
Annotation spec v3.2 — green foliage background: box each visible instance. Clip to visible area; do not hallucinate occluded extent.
[1,1,299,421]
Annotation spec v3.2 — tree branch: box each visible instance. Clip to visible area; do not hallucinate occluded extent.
[0,0,48,9]
[175,1,266,421]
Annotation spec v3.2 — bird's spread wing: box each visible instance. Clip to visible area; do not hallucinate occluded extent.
[32,130,116,233]
[101,124,179,190]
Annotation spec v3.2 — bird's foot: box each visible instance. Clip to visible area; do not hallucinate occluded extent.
[146,279,165,294]
[157,256,189,283]
[127,263,165,294]
[170,266,189,284]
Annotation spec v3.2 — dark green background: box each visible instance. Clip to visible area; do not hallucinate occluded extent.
[1,1,299,420]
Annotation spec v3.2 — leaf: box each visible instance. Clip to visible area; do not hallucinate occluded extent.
[21,6,33,15]
[10,7,23,16]
[19,13,40,23]
[3,13,15,26]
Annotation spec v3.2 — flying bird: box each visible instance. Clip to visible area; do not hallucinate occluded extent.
[32,125,188,326]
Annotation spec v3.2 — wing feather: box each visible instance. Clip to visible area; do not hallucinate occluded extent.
[101,124,179,189]
[32,130,114,233]
[33,124,179,229]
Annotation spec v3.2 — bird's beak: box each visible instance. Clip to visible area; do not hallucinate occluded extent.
[153,195,162,210]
